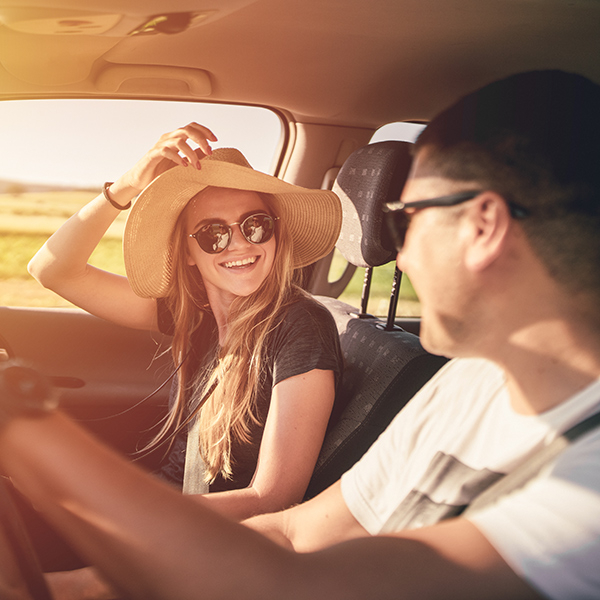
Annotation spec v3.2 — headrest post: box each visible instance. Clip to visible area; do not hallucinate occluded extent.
[385,267,403,331]
[359,267,373,318]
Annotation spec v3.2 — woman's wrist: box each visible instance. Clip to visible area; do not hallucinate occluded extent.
[102,182,131,210]
[102,180,138,210]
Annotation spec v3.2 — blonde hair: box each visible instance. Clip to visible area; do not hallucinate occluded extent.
[149,190,302,483]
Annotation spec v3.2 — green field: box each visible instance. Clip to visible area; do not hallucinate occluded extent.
[0,191,420,316]
[328,251,420,316]
[0,190,127,307]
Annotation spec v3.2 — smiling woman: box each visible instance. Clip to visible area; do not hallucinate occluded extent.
[18,118,347,596]
[27,121,345,523]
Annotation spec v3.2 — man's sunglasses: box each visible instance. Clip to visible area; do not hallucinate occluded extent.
[189,213,279,254]
[384,190,530,251]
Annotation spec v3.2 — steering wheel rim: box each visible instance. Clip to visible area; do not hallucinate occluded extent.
[0,477,53,600]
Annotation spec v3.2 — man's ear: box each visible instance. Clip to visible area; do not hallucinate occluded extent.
[463,191,512,272]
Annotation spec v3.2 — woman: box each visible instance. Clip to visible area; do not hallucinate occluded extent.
[28,123,344,521]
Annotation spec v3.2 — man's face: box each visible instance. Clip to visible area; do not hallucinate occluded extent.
[396,151,478,357]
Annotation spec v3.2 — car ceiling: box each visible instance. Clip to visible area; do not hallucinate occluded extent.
[0,0,599,129]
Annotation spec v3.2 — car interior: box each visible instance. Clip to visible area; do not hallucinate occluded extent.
[0,0,599,595]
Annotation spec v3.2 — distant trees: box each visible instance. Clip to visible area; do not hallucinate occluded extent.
[6,182,26,196]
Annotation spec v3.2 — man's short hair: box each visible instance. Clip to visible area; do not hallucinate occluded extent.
[415,70,600,296]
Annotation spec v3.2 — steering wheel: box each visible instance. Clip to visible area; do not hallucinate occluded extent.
[0,476,53,599]
[0,362,56,599]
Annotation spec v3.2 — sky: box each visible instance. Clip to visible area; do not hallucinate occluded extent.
[0,99,282,187]
[0,98,423,188]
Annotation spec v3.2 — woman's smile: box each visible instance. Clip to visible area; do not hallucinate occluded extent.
[220,255,259,269]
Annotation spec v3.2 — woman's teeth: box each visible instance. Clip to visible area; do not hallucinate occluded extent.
[222,256,257,268]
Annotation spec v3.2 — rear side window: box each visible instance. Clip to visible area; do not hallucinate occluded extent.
[0,100,282,307]
[371,121,424,144]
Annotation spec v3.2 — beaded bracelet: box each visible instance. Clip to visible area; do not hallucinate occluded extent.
[103,181,132,211]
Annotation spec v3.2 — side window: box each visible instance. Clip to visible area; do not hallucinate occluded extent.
[335,121,425,317]
[0,100,282,308]
[370,121,424,144]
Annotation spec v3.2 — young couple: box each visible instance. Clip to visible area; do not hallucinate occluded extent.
[2,68,599,599]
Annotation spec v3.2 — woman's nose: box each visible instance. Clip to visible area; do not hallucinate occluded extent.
[227,223,250,249]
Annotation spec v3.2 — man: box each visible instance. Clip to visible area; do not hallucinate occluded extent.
[1,69,598,599]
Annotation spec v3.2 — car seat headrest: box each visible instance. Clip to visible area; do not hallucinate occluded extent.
[334,140,413,268]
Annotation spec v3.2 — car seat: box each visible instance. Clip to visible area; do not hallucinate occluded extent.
[304,141,448,500]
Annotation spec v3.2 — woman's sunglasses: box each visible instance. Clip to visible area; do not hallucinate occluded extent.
[189,212,279,254]
[384,190,529,251]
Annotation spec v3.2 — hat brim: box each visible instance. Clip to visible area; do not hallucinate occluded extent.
[124,154,342,298]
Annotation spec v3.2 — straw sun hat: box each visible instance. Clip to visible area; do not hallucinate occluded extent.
[124,148,342,298]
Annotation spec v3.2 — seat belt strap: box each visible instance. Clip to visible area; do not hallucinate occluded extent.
[464,410,600,516]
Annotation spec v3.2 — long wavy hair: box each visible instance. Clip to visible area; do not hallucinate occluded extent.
[148,188,302,483]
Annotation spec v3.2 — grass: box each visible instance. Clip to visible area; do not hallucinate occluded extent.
[0,190,126,235]
[0,191,127,308]
[0,191,421,316]
[330,250,421,317]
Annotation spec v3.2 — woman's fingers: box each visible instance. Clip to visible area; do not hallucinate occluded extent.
[153,123,218,170]
[188,123,218,158]
[169,133,202,169]
[187,122,218,145]
[168,123,218,168]
[117,123,219,193]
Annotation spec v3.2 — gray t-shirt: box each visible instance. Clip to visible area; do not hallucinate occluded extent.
[156,294,344,492]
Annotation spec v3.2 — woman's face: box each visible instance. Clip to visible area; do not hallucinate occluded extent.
[184,187,277,309]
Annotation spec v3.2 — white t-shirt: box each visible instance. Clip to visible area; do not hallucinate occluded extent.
[341,357,600,599]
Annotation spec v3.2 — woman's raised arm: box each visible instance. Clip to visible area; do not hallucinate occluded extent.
[27,123,217,331]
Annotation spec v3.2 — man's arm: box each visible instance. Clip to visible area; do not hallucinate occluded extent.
[0,411,543,600]
[296,517,543,600]
[0,411,300,600]
[244,481,369,552]
[245,482,543,598]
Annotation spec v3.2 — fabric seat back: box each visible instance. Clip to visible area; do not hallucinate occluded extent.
[305,141,448,499]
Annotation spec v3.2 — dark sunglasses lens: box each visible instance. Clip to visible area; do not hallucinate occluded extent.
[241,214,275,244]
[198,223,231,254]
[384,210,409,251]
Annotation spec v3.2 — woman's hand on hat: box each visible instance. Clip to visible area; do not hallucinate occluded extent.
[115,123,218,196]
